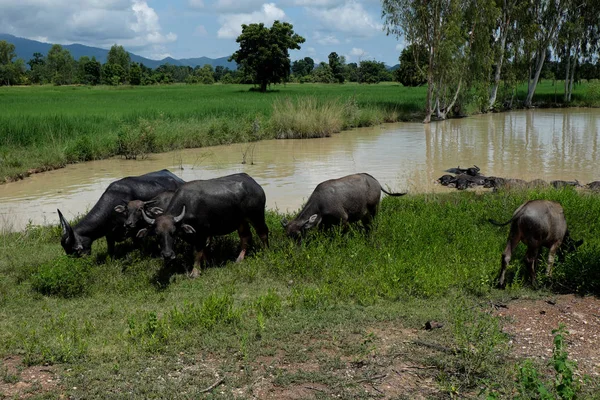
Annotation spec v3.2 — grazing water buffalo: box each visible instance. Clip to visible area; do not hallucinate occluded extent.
[114,190,177,231]
[137,173,269,278]
[57,169,184,257]
[489,200,582,288]
[282,173,406,240]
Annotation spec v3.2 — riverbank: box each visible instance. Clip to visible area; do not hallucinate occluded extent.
[1,189,599,398]
[1,81,598,183]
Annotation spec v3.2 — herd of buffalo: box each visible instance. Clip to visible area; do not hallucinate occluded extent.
[56,168,591,286]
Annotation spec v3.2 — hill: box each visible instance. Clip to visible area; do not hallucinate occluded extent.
[0,33,237,70]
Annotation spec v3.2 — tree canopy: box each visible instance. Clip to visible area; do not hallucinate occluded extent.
[230,20,305,92]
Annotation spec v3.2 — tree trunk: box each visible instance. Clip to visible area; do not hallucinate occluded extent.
[423,46,435,124]
[525,50,547,107]
[437,79,462,120]
[563,44,571,102]
[489,12,510,110]
[567,44,579,102]
[260,81,268,92]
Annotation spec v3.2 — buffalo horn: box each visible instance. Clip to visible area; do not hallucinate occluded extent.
[141,209,156,225]
[173,206,186,224]
[57,209,74,238]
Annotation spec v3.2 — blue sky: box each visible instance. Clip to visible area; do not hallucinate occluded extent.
[0,0,405,65]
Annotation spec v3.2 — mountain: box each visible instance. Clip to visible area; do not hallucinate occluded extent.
[0,33,237,70]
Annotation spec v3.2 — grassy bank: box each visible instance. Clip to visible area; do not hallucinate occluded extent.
[1,81,598,183]
[1,189,599,397]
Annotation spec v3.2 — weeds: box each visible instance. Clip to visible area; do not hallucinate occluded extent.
[30,257,92,298]
[117,118,157,159]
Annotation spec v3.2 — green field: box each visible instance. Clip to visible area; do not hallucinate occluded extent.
[1,188,600,398]
[1,81,598,183]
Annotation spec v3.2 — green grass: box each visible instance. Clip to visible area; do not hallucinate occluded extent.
[2,80,596,182]
[1,189,599,397]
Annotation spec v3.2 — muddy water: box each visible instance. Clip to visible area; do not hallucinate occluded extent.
[1,108,599,232]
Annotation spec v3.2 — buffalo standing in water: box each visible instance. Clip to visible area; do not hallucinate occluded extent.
[57,169,184,257]
[283,173,406,240]
[489,200,582,288]
[137,173,269,278]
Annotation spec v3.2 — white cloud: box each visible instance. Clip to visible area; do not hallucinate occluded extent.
[313,32,339,45]
[349,47,367,59]
[188,0,204,8]
[307,2,383,37]
[395,44,403,51]
[288,0,345,5]
[0,0,175,57]
[217,3,286,39]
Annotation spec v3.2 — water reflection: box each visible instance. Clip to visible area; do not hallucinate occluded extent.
[0,109,598,232]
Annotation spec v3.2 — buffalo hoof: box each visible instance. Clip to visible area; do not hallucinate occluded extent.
[189,267,201,279]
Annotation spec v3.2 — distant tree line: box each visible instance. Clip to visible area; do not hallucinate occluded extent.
[0,41,241,86]
[289,53,395,84]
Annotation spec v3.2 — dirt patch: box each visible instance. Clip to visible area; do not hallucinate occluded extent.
[496,294,600,376]
[0,356,61,399]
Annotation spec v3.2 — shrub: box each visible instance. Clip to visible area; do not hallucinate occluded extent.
[31,257,92,298]
[271,97,344,139]
[117,118,157,159]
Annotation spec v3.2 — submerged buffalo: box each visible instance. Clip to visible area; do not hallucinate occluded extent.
[586,181,600,191]
[282,173,406,240]
[57,169,185,257]
[137,173,269,278]
[483,177,528,191]
[551,179,581,189]
[489,200,582,288]
[114,190,177,231]
[445,165,480,176]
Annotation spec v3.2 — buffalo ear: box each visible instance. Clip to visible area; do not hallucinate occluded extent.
[136,228,149,238]
[114,205,126,213]
[181,224,196,234]
[146,207,164,217]
[303,214,320,230]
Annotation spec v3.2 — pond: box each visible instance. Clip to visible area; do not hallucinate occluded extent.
[1,108,598,232]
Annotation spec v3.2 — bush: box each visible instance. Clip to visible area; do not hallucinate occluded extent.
[117,118,157,159]
[271,97,344,138]
[31,257,92,298]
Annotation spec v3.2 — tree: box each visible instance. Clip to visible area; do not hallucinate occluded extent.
[27,52,46,84]
[328,52,346,83]
[395,44,427,86]
[358,60,388,84]
[107,44,131,81]
[129,63,142,85]
[311,62,335,83]
[344,62,359,82]
[291,57,314,77]
[102,63,126,85]
[46,44,75,85]
[0,40,25,86]
[230,20,305,92]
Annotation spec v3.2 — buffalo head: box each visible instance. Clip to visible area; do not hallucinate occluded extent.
[137,206,192,261]
[282,214,321,241]
[57,209,90,256]
[114,199,164,231]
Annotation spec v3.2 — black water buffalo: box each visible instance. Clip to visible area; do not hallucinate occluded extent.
[437,175,456,186]
[489,200,582,288]
[527,179,550,189]
[551,180,581,189]
[57,169,185,257]
[282,173,406,240]
[137,173,269,278]
[114,190,177,231]
[445,165,480,176]
[586,181,600,191]
[483,177,528,190]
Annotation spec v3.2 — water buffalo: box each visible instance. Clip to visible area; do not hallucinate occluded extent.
[527,179,550,189]
[483,177,528,191]
[282,173,406,240]
[586,181,600,191]
[57,169,185,257]
[437,175,456,186]
[551,179,581,189]
[137,173,269,278]
[114,190,176,231]
[445,165,480,176]
[489,200,582,288]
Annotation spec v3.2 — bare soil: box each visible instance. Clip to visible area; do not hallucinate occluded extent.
[0,356,61,399]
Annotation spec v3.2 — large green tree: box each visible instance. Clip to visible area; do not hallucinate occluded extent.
[0,40,25,86]
[291,57,314,77]
[46,44,75,85]
[230,20,305,92]
[395,44,427,86]
[328,52,346,83]
[107,44,131,82]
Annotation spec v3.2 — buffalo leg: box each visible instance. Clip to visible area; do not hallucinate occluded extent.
[250,215,269,248]
[546,242,561,278]
[525,246,539,286]
[190,238,208,278]
[498,233,521,288]
[236,221,252,262]
[106,235,116,258]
